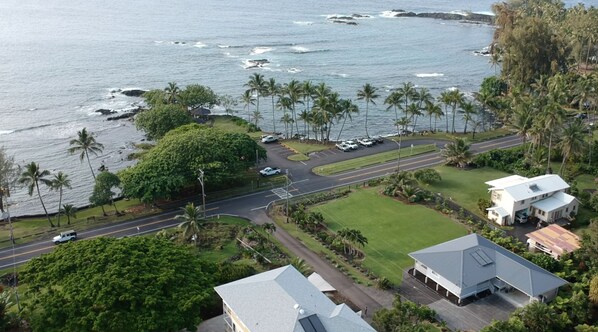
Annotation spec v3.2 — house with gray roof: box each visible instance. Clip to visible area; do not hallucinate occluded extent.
[214,265,375,332]
[409,234,567,307]
[485,174,578,226]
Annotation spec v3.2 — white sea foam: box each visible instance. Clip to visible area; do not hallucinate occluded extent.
[218,45,230,48]
[415,73,444,78]
[450,10,470,16]
[193,41,207,48]
[380,11,399,18]
[0,130,14,135]
[250,47,273,55]
[291,46,310,53]
[223,52,238,58]
[287,67,302,74]
[330,72,348,78]
[293,21,313,25]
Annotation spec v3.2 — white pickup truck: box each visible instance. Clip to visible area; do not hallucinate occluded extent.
[259,167,281,176]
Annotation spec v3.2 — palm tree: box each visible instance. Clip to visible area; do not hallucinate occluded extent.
[290,257,311,276]
[175,202,205,245]
[60,204,77,225]
[384,91,402,129]
[397,82,417,112]
[51,171,71,227]
[357,83,379,138]
[449,89,465,133]
[301,81,315,136]
[460,101,477,134]
[425,102,443,132]
[285,80,303,135]
[250,110,263,128]
[559,119,587,175]
[241,89,256,122]
[68,128,104,180]
[265,78,280,133]
[19,162,54,227]
[405,103,421,131]
[280,113,294,139]
[336,99,359,141]
[511,106,533,145]
[245,73,267,121]
[542,102,566,173]
[164,82,180,104]
[414,88,433,130]
[277,96,293,138]
[439,91,452,133]
[441,138,473,168]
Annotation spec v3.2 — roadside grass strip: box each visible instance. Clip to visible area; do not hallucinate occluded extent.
[314,144,437,176]
[310,188,468,285]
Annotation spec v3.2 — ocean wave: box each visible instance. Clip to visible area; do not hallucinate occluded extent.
[293,21,313,25]
[193,41,207,48]
[242,59,270,69]
[222,51,238,58]
[0,130,14,135]
[10,123,55,134]
[291,46,310,53]
[415,73,444,78]
[287,67,302,74]
[250,47,274,55]
[329,72,348,78]
[379,11,399,18]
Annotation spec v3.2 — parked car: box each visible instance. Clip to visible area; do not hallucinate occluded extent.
[344,140,359,150]
[371,135,384,144]
[261,135,278,143]
[335,143,351,152]
[53,230,77,244]
[259,167,281,176]
[358,138,374,147]
[515,211,528,224]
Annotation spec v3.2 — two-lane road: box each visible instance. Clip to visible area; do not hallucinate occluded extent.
[0,134,522,268]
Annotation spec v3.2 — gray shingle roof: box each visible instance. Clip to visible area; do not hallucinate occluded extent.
[214,265,375,332]
[409,234,567,298]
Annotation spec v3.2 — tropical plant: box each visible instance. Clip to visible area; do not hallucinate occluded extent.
[19,162,54,227]
[262,222,276,238]
[245,73,267,121]
[441,138,473,168]
[0,147,19,213]
[290,257,311,276]
[68,128,104,180]
[241,89,255,122]
[460,101,477,134]
[425,101,443,132]
[541,101,566,173]
[89,171,121,215]
[449,89,465,133]
[265,78,280,133]
[164,82,180,104]
[336,99,359,141]
[51,171,71,227]
[558,119,587,175]
[357,83,379,138]
[175,202,205,245]
[60,204,77,225]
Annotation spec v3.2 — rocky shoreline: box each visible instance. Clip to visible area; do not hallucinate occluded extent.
[327,10,494,26]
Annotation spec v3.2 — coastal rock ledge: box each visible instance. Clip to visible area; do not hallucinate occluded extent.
[391,9,494,24]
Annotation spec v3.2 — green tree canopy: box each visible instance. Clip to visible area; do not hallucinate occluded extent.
[135,104,193,140]
[21,237,215,332]
[119,124,265,203]
[89,171,121,214]
[372,296,436,332]
[178,84,219,110]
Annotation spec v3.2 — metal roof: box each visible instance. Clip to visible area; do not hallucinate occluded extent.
[308,272,337,293]
[526,224,580,256]
[214,265,375,332]
[409,234,567,298]
[485,174,570,201]
[487,206,509,217]
[531,191,577,213]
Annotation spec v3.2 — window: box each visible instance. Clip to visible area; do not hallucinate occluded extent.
[521,199,525,204]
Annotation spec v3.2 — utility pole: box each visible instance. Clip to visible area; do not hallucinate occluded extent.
[198,169,206,219]
[1,186,21,313]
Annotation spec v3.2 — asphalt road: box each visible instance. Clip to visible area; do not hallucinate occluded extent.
[0,134,522,269]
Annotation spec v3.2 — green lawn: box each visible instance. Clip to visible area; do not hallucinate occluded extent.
[310,188,468,285]
[425,166,511,217]
[392,127,512,144]
[314,144,437,176]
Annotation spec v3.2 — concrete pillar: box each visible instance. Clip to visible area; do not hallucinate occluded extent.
[436,284,439,291]
[425,276,428,283]
[446,290,449,297]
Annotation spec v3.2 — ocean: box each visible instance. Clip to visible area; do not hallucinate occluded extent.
[0,0,593,216]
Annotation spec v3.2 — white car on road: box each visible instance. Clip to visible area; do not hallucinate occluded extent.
[53,230,77,244]
[259,167,281,176]
[344,140,359,150]
[335,143,351,152]
[261,135,278,143]
[358,138,374,147]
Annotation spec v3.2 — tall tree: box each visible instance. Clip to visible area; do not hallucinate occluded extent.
[0,147,19,213]
[460,101,477,134]
[89,171,121,215]
[68,128,104,180]
[439,91,452,133]
[357,83,379,138]
[265,78,280,133]
[336,99,359,141]
[19,162,54,227]
[441,138,473,168]
[245,73,267,122]
[425,102,443,132]
[558,119,587,175]
[60,204,77,225]
[449,89,465,133]
[241,89,255,122]
[51,172,71,227]
[175,202,205,245]
[164,82,180,104]
[542,101,566,173]
[384,91,402,130]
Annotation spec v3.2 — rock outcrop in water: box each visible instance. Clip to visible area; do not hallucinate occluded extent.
[390,9,494,24]
[245,59,270,69]
[107,106,144,121]
[95,108,116,115]
[327,14,370,26]
[120,89,147,97]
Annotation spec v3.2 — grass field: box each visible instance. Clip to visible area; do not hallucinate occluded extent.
[310,188,468,285]
[313,144,437,176]
[424,166,511,217]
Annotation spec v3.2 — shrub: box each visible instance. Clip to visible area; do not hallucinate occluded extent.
[478,198,492,214]
[376,277,392,290]
[414,168,442,185]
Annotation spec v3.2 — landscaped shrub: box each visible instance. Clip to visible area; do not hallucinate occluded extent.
[414,168,442,185]
[473,146,543,177]
[368,178,383,187]
[376,277,392,290]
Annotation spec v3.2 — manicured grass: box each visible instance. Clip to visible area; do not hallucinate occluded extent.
[425,166,511,217]
[574,173,596,191]
[393,127,512,144]
[314,144,437,176]
[311,188,468,285]
[211,115,263,139]
[288,154,310,161]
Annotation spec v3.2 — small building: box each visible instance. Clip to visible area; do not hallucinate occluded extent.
[485,174,578,226]
[526,224,580,260]
[214,265,375,332]
[409,234,567,307]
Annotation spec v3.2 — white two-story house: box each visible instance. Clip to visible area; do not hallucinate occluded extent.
[485,174,578,226]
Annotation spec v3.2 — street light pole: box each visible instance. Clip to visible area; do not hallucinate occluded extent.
[198,169,206,219]
[393,138,402,171]
[285,169,290,223]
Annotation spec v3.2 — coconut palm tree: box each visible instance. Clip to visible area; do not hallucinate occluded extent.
[60,204,77,225]
[265,78,280,133]
[262,222,276,238]
[277,96,293,138]
[511,105,534,145]
[285,80,303,135]
[68,128,104,180]
[357,83,379,138]
[336,99,359,141]
[51,171,71,227]
[414,88,433,130]
[245,73,267,122]
[241,89,256,122]
[542,102,566,173]
[384,91,402,129]
[425,102,443,132]
[164,82,180,104]
[441,138,473,168]
[460,101,477,134]
[250,110,263,128]
[397,82,416,112]
[175,202,205,245]
[280,113,293,139]
[449,89,465,133]
[290,257,311,276]
[405,103,421,131]
[19,162,54,227]
[439,91,452,133]
[559,119,587,175]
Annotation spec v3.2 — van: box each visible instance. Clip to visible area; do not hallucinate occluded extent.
[52,230,77,244]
